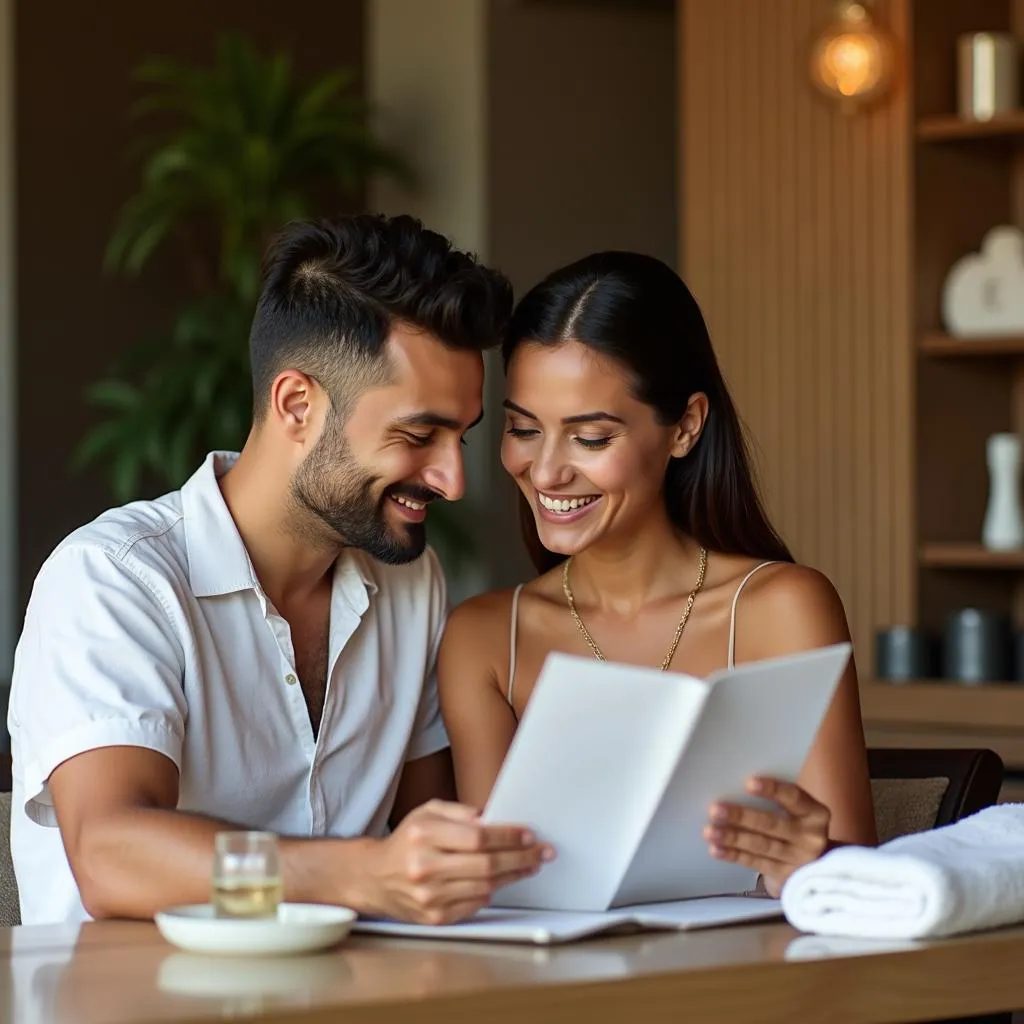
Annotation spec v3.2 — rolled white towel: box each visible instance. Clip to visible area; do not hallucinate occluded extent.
[781,803,1024,939]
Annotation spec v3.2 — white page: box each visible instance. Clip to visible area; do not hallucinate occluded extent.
[625,895,782,929]
[354,908,633,945]
[481,652,709,912]
[352,897,782,946]
[613,642,851,905]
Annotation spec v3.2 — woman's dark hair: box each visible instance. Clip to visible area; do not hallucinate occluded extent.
[502,251,793,574]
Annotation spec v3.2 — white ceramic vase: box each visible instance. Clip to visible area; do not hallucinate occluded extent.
[982,432,1024,550]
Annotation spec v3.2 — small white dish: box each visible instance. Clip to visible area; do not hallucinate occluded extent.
[155,902,357,956]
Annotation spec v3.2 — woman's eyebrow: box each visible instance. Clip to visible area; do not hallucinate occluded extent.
[503,400,624,426]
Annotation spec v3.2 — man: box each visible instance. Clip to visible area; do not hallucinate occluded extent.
[8,214,550,925]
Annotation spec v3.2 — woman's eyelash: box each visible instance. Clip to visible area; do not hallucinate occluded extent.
[506,425,612,450]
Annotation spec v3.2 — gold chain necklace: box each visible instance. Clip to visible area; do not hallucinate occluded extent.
[561,547,708,671]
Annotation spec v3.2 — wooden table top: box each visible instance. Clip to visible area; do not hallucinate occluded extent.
[3,916,1024,1024]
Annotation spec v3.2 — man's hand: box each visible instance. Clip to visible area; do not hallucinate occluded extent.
[704,776,831,898]
[48,749,551,924]
[366,800,553,924]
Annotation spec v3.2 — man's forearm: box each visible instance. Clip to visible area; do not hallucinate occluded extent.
[281,833,381,913]
[75,807,380,919]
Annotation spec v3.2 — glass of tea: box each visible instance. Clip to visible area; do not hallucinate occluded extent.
[212,831,283,919]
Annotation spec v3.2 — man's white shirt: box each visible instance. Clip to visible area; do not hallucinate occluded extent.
[7,452,450,924]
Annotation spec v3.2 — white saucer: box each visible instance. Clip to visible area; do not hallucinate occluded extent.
[155,903,357,956]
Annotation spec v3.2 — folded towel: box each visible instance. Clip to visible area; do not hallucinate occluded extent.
[781,803,1024,939]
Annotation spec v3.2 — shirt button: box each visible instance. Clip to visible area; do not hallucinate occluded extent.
[284,673,298,686]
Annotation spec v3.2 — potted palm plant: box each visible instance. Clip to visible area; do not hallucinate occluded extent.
[76,35,473,567]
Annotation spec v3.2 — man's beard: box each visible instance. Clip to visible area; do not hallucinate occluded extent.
[291,421,434,565]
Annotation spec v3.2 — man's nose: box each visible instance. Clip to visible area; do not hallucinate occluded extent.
[422,444,466,502]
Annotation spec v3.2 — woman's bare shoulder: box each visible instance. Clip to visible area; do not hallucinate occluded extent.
[734,562,850,658]
[444,586,520,640]
[442,571,563,653]
[438,588,523,693]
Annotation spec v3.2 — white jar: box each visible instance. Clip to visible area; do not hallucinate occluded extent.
[982,432,1024,550]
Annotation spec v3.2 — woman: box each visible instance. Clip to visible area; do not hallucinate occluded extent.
[438,252,877,897]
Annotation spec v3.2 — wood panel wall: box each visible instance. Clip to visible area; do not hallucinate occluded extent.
[679,0,914,669]
[1015,0,1024,230]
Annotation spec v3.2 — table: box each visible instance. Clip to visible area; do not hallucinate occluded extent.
[2,916,1023,1024]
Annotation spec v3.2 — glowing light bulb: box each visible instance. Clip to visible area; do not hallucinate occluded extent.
[810,1,894,111]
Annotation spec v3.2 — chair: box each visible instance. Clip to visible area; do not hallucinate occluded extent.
[0,751,17,926]
[868,747,1004,844]
[869,748,1008,1024]
[0,790,17,926]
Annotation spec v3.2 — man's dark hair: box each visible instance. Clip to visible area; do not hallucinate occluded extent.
[249,214,514,421]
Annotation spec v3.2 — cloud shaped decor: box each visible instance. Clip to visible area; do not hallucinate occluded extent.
[942,226,1024,337]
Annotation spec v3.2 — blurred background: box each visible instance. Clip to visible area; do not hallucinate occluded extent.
[4,0,1024,797]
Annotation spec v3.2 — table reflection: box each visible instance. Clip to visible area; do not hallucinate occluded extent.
[4,920,823,1024]
[784,933,924,961]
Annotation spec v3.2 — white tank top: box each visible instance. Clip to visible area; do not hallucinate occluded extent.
[505,560,779,707]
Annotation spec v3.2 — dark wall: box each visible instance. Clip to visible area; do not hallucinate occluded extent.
[15,2,364,608]
[487,0,677,295]
[480,0,677,588]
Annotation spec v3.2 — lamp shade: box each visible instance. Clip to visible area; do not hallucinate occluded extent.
[810,1,894,111]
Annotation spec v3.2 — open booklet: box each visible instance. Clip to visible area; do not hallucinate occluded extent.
[354,895,783,945]
[479,642,852,912]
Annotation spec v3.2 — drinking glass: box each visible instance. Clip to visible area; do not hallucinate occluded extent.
[211,831,283,919]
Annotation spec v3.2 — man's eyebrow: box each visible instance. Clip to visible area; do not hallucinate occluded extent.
[503,400,624,426]
[393,411,484,431]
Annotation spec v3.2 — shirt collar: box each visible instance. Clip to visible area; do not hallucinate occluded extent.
[181,451,379,600]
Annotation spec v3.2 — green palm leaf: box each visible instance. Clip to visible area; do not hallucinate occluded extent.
[78,34,471,566]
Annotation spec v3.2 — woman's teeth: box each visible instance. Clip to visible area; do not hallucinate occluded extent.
[538,492,598,513]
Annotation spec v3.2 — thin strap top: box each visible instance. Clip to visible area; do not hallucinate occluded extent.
[505,560,779,707]
[507,584,524,705]
[727,561,779,669]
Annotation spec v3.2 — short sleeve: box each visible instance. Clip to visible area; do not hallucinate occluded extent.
[8,543,187,826]
[405,547,450,761]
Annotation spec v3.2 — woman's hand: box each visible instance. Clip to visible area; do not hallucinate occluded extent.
[704,776,831,897]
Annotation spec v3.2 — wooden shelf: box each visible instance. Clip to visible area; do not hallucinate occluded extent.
[862,681,1024,731]
[917,111,1024,141]
[920,332,1024,356]
[873,8,1024,752]
[919,544,1024,568]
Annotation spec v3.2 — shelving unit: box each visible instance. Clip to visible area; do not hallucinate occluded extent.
[861,1,1024,798]
[864,681,1024,800]
[864,681,1024,730]
[920,332,1024,356]
[919,544,1024,569]
[916,110,1024,140]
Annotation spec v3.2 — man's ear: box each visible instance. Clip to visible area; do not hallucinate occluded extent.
[670,392,709,459]
[268,370,323,441]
